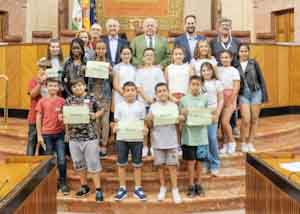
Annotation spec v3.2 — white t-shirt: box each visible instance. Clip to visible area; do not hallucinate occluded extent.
[135,66,165,106]
[191,57,218,76]
[203,80,223,108]
[113,63,136,105]
[150,101,178,149]
[167,63,190,94]
[217,66,240,90]
[241,61,248,73]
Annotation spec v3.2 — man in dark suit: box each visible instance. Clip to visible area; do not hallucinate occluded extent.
[102,19,129,66]
[174,15,205,63]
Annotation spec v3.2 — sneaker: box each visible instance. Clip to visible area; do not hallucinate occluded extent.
[227,142,236,155]
[95,189,104,203]
[187,185,197,198]
[241,143,249,153]
[247,143,256,153]
[133,187,147,201]
[157,186,167,201]
[172,188,182,204]
[233,127,240,138]
[99,147,108,159]
[177,147,183,156]
[219,144,228,155]
[195,184,205,196]
[142,146,149,157]
[75,185,90,197]
[114,187,128,201]
[211,169,219,177]
[59,183,70,196]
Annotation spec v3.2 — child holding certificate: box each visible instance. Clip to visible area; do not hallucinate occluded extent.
[64,78,104,202]
[36,78,69,195]
[201,62,224,176]
[179,75,214,198]
[88,40,113,158]
[135,48,165,157]
[146,82,182,204]
[113,81,148,201]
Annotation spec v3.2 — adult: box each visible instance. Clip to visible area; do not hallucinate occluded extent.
[210,18,240,66]
[174,15,205,63]
[90,23,102,35]
[90,23,102,49]
[77,30,95,61]
[102,19,129,66]
[130,17,170,67]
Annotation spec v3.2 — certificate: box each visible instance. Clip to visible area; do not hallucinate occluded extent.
[46,68,60,78]
[153,105,179,126]
[117,120,144,141]
[63,105,90,124]
[86,61,109,79]
[186,108,212,126]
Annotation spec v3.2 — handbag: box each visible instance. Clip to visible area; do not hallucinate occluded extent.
[196,144,209,161]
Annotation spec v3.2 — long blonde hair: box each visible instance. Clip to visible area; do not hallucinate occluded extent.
[193,39,213,60]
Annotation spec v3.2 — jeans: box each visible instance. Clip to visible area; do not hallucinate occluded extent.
[26,124,45,156]
[42,132,67,184]
[207,124,220,170]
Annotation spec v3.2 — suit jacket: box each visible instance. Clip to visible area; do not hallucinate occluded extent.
[102,36,129,65]
[174,34,205,63]
[130,34,170,67]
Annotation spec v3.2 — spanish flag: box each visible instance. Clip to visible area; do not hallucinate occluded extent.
[81,0,91,31]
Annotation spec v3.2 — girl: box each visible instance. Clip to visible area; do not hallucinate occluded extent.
[62,38,87,98]
[218,50,240,155]
[165,47,193,104]
[113,46,136,106]
[200,62,224,176]
[135,48,165,157]
[88,40,113,158]
[77,30,95,61]
[237,44,268,153]
[192,40,218,76]
[46,38,64,71]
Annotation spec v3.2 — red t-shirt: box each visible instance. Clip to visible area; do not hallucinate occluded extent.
[35,96,65,135]
[27,78,41,124]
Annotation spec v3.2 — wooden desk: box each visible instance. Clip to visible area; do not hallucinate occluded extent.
[246,153,300,214]
[0,156,57,214]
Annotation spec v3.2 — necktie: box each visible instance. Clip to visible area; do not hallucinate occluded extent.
[149,36,153,48]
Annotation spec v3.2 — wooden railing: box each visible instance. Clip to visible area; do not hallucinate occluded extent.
[0,43,299,110]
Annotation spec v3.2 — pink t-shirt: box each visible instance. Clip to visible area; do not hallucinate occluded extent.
[27,78,41,124]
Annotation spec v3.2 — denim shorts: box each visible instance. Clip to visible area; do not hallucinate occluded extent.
[116,141,143,167]
[239,87,262,105]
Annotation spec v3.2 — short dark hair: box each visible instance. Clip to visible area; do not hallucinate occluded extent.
[219,50,233,58]
[143,48,155,56]
[185,14,197,23]
[155,82,168,92]
[46,78,60,85]
[70,78,86,88]
[189,75,202,83]
[123,81,137,89]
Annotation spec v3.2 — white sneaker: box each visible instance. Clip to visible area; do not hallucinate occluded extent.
[211,169,219,177]
[150,147,154,156]
[247,143,256,153]
[177,147,183,156]
[227,142,236,155]
[142,146,149,157]
[219,144,228,155]
[157,186,167,201]
[172,188,182,204]
[241,143,249,153]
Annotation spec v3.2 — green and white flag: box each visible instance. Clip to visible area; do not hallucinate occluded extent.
[72,0,82,30]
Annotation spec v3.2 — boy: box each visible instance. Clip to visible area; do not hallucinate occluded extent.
[113,81,148,201]
[64,78,104,202]
[179,75,216,197]
[27,57,50,156]
[146,82,182,203]
[36,78,69,195]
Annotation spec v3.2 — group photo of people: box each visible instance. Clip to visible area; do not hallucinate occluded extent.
[27,15,268,204]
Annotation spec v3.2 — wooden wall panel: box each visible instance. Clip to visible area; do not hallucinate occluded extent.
[0,47,6,108]
[289,46,300,106]
[61,44,69,59]
[37,45,48,60]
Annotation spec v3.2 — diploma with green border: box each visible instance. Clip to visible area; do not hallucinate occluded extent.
[186,107,212,126]
[117,120,144,141]
[153,105,179,126]
[46,68,60,78]
[63,105,90,124]
[86,61,110,79]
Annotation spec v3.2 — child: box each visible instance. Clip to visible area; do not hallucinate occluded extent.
[217,50,240,155]
[237,44,268,153]
[146,82,182,204]
[191,39,218,76]
[179,75,214,197]
[113,81,147,201]
[88,40,113,158]
[113,46,136,106]
[165,47,193,104]
[200,62,224,176]
[36,78,69,195]
[135,48,165,157]
[26,57,50,156]
[65,78,104,202]
[46,38,64,71]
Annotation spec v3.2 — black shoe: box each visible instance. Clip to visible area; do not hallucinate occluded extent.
[187,185,197,198]
[59,183,70,196]
[75,185,90,197]
[95,189,104,203]
[195,184,205,196]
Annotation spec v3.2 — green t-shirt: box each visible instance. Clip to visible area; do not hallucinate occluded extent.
[179,93,209,146]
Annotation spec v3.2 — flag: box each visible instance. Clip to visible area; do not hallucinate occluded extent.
[71,0,82,30]
[81,0,91,31]
[90,0,96,25]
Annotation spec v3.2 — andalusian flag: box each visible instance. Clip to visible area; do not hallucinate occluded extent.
[81,0,91,31]
[71,0,82,30]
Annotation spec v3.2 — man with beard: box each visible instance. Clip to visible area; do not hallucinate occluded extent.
[174,15,205,63]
